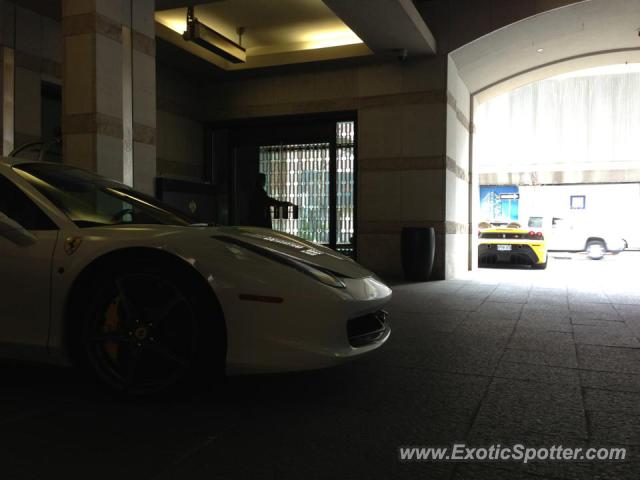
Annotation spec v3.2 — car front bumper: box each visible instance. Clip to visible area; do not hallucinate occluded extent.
[220,276,392,375]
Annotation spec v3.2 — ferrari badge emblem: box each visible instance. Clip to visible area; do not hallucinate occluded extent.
[64,236,82,255]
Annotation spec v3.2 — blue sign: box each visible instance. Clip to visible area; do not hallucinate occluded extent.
[480,185,520,222]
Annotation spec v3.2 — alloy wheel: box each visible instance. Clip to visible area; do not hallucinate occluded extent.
[85,273,198,395]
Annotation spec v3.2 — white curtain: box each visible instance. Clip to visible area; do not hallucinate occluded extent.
[475,71,640,172]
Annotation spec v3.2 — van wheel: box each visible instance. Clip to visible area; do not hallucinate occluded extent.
[586,241,605,260]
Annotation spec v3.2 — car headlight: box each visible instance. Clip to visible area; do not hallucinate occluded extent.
[213,235,346,288]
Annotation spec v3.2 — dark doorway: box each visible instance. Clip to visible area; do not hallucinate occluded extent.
[207,113,356,255]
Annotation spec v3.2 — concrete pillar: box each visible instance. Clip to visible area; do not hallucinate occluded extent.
[0,46,14,156]
[0,0,15,156]
[130,0,157,195]
[355,57,450,280]
[444,56,472,279]
[61,0,156,194]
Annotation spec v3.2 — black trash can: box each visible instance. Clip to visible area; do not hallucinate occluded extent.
[401,227,436,281]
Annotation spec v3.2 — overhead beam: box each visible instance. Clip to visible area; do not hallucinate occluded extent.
[155,0,222,10]
[322,0,436,56]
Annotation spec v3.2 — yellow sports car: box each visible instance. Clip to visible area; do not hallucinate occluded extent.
[478,222,548,269]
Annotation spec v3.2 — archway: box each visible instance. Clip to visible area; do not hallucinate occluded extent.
[445,0,640,277]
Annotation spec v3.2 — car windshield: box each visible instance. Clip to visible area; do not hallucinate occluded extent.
[10,141,63,163]
[528,217,543,228]
[13,163,197,228]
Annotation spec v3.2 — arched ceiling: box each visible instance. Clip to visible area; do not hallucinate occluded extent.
[450,0,640,102]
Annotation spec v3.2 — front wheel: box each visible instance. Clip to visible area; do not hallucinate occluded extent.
[76,261,224,397]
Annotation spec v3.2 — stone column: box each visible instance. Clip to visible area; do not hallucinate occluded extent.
[130,0,157,195]
[356,57,450,280]
[0,0,15,156]
[444,56,472,279]
[61,0,156,194]
[0,46,14,157]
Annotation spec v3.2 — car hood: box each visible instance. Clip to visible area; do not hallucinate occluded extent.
[210,226,373,279]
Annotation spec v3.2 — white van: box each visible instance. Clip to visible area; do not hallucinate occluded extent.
[528,216,625,260]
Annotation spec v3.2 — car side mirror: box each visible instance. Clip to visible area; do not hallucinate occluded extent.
[0,212,36,246]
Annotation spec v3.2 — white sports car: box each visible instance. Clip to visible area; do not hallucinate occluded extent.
[0,158,391,395]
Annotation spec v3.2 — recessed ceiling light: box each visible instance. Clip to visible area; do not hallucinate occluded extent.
[537,48,544,53]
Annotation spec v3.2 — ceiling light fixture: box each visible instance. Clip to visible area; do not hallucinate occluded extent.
[537,48,544,53]
[182,6,246,63]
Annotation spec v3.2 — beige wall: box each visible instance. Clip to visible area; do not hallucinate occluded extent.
[156,64,204,181]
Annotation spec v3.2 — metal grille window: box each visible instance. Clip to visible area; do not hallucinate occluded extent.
[336,121,355,246]
[258,120,355,249]
[260,143,330,244]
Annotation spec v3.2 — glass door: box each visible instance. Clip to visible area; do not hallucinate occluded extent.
[258,121,355,254]
[259,143,331,244]
[209,116,356,256]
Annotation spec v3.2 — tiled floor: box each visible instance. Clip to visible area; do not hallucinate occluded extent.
[2,252,640,479]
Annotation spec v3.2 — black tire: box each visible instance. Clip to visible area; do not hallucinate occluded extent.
[72,259,225,397]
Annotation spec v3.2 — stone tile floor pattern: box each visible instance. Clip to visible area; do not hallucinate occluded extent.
[2,253,640,479]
